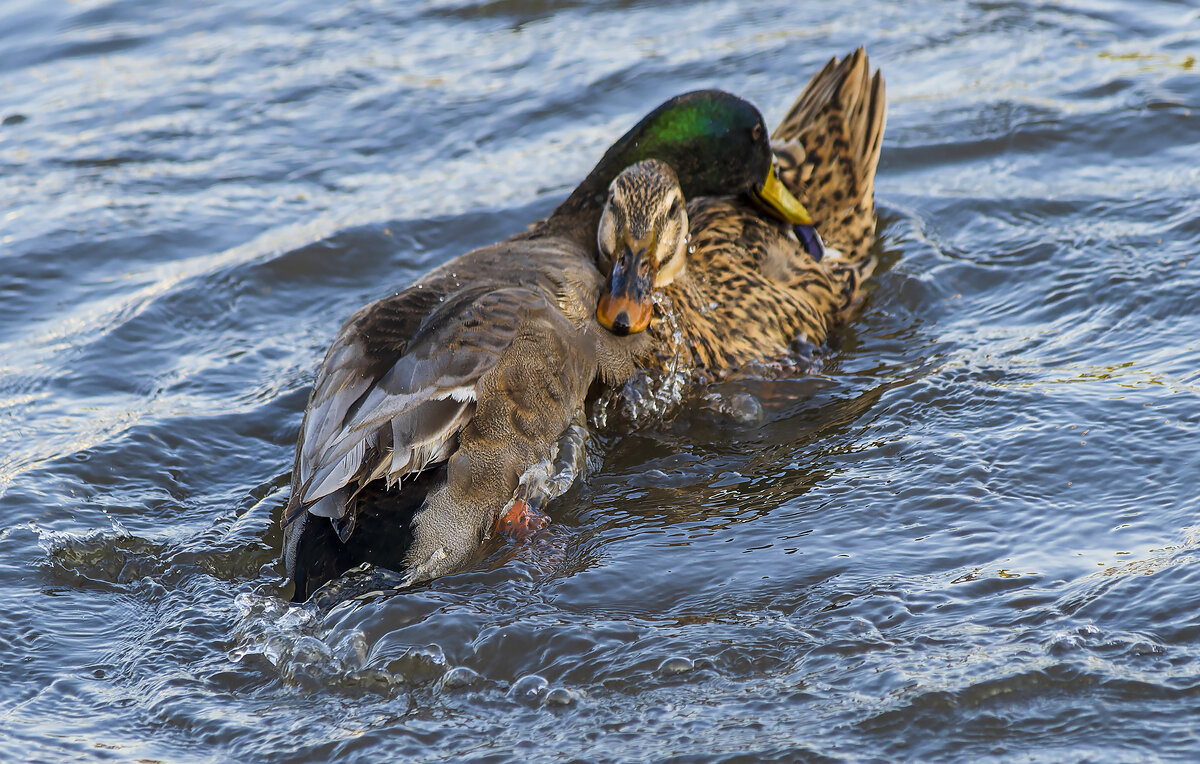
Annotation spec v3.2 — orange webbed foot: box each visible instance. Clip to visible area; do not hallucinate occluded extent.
[494,498,549,541]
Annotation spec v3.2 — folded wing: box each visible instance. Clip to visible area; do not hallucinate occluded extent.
[285,285,556,537]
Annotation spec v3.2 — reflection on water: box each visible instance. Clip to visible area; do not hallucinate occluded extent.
[2,0,1199,760]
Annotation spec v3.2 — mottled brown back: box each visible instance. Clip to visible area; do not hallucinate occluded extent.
[643,49,887,377]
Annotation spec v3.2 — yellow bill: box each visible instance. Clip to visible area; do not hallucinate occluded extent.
[754,164,813,226]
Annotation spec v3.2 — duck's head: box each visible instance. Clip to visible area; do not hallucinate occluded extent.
[595,160,688,336]
[564,90,812,228]
[575,90,813,335]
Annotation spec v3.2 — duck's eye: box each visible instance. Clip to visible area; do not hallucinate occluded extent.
[668,198,681,218]
[752,122,763,141]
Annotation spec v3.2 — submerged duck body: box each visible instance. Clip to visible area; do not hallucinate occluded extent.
[596,49,887,379]
[284,90,815,600]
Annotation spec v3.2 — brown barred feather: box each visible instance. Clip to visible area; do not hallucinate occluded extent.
[773,47,886,262]
[640,49,886,376]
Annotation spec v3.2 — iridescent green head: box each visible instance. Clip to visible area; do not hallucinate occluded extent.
[558,90,811,226]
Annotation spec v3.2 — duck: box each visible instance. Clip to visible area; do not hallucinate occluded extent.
[282,89,816,600]
[594,49,886,379]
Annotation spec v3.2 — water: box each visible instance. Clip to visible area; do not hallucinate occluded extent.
[2,0,1199,760]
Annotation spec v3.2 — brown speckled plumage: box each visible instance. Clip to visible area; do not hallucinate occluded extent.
[283,221,648,600]
[634,49,887,375]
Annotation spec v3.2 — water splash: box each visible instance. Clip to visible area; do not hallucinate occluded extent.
[228,591,417,692]
[594,296,828,430]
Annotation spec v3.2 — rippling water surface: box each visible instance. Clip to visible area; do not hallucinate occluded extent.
[2,0,1199,760]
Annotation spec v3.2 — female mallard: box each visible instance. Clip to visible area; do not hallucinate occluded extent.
[595,49,886,377]
[284,90,813,600]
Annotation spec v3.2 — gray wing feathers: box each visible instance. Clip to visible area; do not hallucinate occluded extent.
[305,439,368,503]
[307,488,350,520]
[302,339,373,466]
[292,287,551,521]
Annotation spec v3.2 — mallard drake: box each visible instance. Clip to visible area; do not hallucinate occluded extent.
[283,90,815,600]
[595,49,886,376]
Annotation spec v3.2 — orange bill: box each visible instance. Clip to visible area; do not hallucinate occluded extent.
[596,242,655,336]
[597,292,653,335]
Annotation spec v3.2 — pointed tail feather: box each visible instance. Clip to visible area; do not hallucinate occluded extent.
[771,47,886,263]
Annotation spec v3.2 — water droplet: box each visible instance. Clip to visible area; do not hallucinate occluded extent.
[544,687,577,706]
[656,656,695,676]
[508,674,549,704]
[441,666,482,690]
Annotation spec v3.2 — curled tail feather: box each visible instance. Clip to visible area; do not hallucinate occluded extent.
[771,47,886,264]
